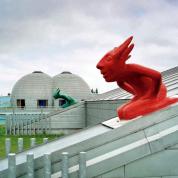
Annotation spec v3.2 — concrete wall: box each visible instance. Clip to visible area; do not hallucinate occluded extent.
[46,99,129,134]
[47,103,86,134]
[85,99,129,126]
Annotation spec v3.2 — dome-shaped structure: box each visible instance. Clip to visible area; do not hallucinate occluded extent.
[53,72,92,103]
[11,71,53,108]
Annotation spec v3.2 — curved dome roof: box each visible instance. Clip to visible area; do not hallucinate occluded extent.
[53,72,92,100]
[11,71,53,107]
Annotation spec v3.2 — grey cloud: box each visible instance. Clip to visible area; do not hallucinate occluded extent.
[0,0,178,95]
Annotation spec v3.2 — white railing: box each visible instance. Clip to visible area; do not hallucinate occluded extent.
[5,102,84,136]
[6,114,51,135]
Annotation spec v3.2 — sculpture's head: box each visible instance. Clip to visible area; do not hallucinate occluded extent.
[96,36,134,82]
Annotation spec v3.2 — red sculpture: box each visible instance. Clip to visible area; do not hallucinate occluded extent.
[96,36,178,120]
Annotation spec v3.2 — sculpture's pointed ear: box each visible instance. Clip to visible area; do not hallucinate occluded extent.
[113,36,133,57]
[120,43,134,62]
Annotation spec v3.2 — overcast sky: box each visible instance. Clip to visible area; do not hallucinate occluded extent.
[0,0,178,95]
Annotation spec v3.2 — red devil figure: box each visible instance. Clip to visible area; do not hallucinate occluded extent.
[96,36,178,120]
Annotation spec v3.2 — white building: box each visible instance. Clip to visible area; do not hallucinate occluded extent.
[11,71,92,109]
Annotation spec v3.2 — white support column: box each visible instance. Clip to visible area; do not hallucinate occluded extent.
[62,152,69,178]
[18,138,23,152]
[43,138,48,144]
[44,153,51,178]
[79,152,87,178]
[30,138,36,148]
[27,153,34,178]
[8,153,16,178]
[6,138,11,156]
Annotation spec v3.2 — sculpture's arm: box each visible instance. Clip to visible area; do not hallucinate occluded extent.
[117,81,136,96]
[59,94,68,101]
[127,64,162,96]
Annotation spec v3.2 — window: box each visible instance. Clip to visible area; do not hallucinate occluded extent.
[37,100,48,108]
[59,99,66,106]
[17,99,25,108]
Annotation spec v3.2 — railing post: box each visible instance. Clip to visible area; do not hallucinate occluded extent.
[30,138,36,148]
[62,152,69,178]
[9,116,12,135]
[45,117,47,133]
[79,152,87,178]
[17,120,20,135]
[33,118,36,135]
[27,153,34,178]
[44,153,51,178]
[21,119,24,135]
[13,118,16,135]
[29,119,32,135]
[49,116,52,134]
[26,119,28,135]
[18,138,23,152]
[43,138,48,144]
[6,138,11,156]
[8,153,16,178]
[37,118,40,134]
[5,116,9,135]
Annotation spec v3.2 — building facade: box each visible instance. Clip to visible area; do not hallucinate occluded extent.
[11,71,92,109]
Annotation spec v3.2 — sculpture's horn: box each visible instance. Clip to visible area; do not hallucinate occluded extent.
[113,36,133,57]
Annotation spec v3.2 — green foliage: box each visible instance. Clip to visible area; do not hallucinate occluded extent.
[0,125,64,159]
[0,125,5,135]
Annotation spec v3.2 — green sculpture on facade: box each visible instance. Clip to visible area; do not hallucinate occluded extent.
[53,88,77,108]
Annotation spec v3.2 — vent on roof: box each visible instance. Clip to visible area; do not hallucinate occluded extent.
[33,71,43,73]
[61,71,72,74]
